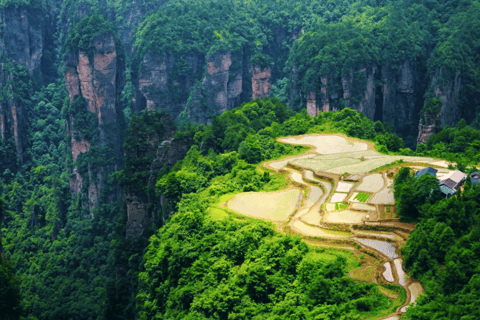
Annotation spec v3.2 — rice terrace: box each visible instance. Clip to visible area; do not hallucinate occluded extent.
[222,133,457,319]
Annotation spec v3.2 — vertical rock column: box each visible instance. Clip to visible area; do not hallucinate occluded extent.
[65,33,125,214]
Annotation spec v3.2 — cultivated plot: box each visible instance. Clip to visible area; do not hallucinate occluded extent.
[278,134,368,154]
[336,181,355,193]
[331,193,348,203]
[370,177,394,204]
[349,192,371,203]
[291,220,351,239]
[383,262,394,282]
[355,173,384,193]
[323,210,367,224]
[351,203,376,211]
[227,189,302,221]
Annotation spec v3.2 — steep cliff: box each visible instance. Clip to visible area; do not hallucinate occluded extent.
[125,136,191,239]
[0,64,24,165]
[303,66,376,120]
[65,31,125,214]
[135,50,252,124]
[0,6,44,77]
[134,53,204,117]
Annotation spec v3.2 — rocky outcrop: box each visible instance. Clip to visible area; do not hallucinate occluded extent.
[432,70,462,127]
[135,50,248,123]
[135,53,204,117]
[303,66,376,119]
[125,136,192,239]
[203,51,243,114]
[381,60,419,130]
[251,65,271,99]
[0,64,24,164]
[65,33,125,214]
[0,6,44,76]
[357,67,377,120]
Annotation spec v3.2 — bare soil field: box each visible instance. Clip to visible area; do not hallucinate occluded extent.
[323,210,367,224]
[336,181,355,193]
[370,177,395,205]
[355,173,385,193]
[325,203,336,212]
[267,153,317,170]
[300,206,322,225]
[278,134,369,154]
[331,193,348,202]
[227,189,302,221]
[351,203,376,211]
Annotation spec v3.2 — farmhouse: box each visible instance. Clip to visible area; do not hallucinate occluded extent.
[439,170,467,190]
[414,167,438,178]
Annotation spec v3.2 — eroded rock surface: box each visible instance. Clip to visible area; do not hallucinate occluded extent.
[65,33,125,215]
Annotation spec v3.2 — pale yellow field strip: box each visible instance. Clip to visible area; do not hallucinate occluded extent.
[300,205,322,225]
[323,210,367,224]
[227,189,302,222]
[291,220,351,239]
[351,203,376,211]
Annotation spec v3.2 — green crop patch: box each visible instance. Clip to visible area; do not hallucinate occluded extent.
[354,192,370,203]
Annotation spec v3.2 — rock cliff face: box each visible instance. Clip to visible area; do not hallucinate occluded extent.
[416,69,462,144]
[65,33,125,214]
[0,64,24,164]
[135,50,252,123]
[381,60,420,131]
[432,70,462,127]
[0,6,44,76]
[304,66,376,119]
[125,136,192,239]
[0,5,45,165]
[203,51,243,114]
[135,53,204,117]
[251,65,271,99]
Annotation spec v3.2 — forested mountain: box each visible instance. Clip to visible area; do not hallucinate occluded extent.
[0,0,479,319]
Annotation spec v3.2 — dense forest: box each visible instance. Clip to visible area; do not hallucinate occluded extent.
[0,0,480,319]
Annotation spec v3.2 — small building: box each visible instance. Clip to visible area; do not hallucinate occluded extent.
[439,170,467,190]
[471,172,480,185]
[440,184,456,197]
[415,167,438,178]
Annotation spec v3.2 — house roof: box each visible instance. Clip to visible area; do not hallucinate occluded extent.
[439,170,467,189]
[415,167,438,178]
[471,172,480,185]
[440,184,456,196]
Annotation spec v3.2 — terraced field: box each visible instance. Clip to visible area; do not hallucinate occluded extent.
[226,134,431,319]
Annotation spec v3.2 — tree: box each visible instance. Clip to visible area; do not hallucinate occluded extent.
[0,199,22,319]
